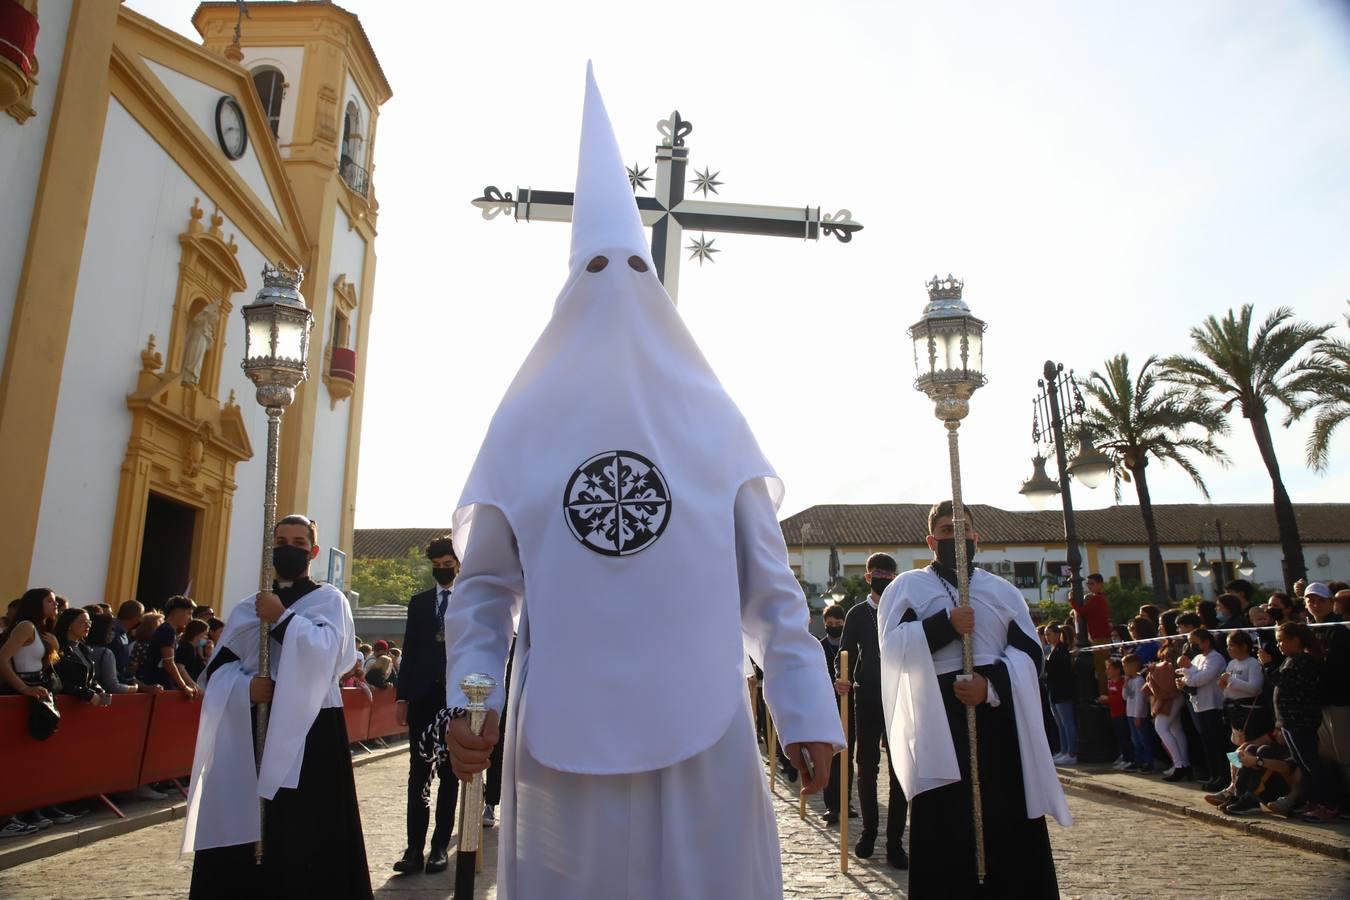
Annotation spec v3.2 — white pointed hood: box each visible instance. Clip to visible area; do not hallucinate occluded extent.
[569,62,653,273]
[451,65,782,774]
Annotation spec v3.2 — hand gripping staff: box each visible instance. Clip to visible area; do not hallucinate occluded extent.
[453,673,497,900]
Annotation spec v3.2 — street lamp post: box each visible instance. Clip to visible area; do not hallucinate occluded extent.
[239,262,313,861]
[1019,361,1113,762]
[1018,362,1112,645]
[1194,518,1255,595]
[908,273,987,882]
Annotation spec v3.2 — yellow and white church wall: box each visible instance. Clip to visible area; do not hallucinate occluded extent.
[4,3,386,614]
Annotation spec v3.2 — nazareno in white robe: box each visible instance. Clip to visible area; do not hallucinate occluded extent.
[442,62,842,899]
[181,583,359,852]
[446,479,841,900]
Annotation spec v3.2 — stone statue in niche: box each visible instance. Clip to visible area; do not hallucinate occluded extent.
[181,300,221,388]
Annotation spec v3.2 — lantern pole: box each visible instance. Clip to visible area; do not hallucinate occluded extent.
[239,262,313,863]
[908,274,987,883]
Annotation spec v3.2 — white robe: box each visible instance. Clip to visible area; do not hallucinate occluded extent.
[877,567,1071,827]
[182,583,359,852]
[445,480,844,900]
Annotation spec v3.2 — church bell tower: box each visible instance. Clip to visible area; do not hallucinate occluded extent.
[192,1,392,560]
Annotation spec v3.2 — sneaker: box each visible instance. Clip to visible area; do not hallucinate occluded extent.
[1162,766,1191,783]
[482,804,495,828]
[1055,755,1077,767]
[18,811,51,830]
[1,818,38,838]
[1261,796,1296,818]
[1222,795,1259,816]
[1111,756,1127,769]
[1051,753,1065,764]
[131,784,168,801]
[1300,804,1340,823]
[1161,765,1177,778]
[1136,763,1155,774]
[1204,788,1235,807]
[39,807,75,825]
[1123,762,1140,772]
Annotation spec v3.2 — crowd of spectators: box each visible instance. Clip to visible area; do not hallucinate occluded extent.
[1038,575,1350,825]
[0,588,225,837]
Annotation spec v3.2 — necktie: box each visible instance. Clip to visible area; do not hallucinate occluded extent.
[437,590,449,622]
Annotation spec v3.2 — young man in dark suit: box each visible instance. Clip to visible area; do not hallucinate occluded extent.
[835,552,908,868]
[393,535,459,875]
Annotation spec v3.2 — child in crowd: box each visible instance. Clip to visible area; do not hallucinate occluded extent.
[1259,623,1327,820]
[1178,627,1228,790]
[1100,658,1132,770]
[1122,654,1153,773]
[1220,630,1267,738]
[1146,641,1187,781]
[1046,622,1077,765]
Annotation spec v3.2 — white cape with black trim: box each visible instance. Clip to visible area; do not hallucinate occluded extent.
[877,567,1071,826]
[181,583,358,852]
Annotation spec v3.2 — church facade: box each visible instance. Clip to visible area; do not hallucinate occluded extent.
[0,1,389,613]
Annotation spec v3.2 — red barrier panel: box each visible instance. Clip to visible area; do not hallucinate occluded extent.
[0,693,154,818]
[340,686,371,743]
[366,686,406,741]
[138,692,203,785]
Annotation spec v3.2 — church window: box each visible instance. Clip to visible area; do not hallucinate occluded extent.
[333,310,350,349]
[341,101,363,164]
[252,67,285,138]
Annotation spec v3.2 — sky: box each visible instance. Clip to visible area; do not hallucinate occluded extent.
[131,0,1350,527]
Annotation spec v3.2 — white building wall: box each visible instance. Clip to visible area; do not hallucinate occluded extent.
[0,0,73,378]
[141,58,283,223]
[29,99,271,615]
[303,204,364,566]
[235,46,304,155]
[790,540,1350,608]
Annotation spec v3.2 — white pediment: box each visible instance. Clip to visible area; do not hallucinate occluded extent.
[142,58,283,224]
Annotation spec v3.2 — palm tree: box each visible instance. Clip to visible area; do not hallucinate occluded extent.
[1082,354,1230,604]
[1163,305,1332,588]
[1288,305,1350,471]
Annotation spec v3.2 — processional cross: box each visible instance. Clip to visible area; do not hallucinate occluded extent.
[471,111,863,303]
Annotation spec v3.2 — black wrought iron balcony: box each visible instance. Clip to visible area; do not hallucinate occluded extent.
[339,154,369,198]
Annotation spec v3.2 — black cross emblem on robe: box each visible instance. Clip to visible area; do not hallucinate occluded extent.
[471,111,863,304]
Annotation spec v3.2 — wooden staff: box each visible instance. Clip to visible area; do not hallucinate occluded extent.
[838,649,850,874]
[765,707,777,794]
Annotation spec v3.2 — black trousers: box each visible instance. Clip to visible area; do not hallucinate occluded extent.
[1196,707,1230,782]
[406,690,457,855]
[855,687,906,850]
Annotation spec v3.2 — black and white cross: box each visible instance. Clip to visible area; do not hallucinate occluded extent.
[471,111,863,303]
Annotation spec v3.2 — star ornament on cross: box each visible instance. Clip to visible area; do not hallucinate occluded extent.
[471,109,862,303]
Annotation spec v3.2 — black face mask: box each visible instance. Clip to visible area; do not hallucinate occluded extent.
[432,566,457,587]
[273,544,310,582]
[825,625,843,639]
[935,538,977,578]
[869,576,893,597]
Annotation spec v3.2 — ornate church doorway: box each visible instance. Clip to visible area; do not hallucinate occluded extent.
[135,493,198,611]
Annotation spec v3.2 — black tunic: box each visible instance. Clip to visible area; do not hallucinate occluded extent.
[902,567,1060,899]
[189,579,372,899]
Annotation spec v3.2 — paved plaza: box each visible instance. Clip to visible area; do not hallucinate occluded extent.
[2,745,1348,898]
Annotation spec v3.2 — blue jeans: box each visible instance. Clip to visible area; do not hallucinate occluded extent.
[1128,717,1154,766]
[1052,701,1077,756]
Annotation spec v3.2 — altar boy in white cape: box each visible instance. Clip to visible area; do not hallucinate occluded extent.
[182,515,371,899]
[440,64,845,900]
[878,501,1070,898]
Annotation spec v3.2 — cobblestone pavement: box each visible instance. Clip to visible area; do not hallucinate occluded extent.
[2,748,1348,898]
